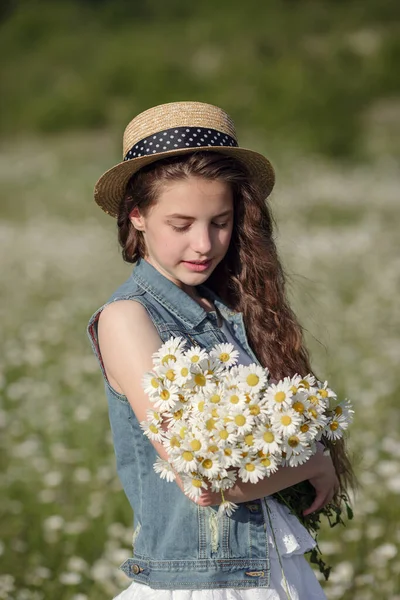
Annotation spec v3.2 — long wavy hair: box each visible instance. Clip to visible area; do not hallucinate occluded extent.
[117,151,355,496]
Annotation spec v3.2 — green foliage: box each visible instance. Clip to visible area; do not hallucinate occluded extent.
[1,0,399,158]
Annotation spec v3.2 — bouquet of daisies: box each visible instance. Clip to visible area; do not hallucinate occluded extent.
[140,336,353,518]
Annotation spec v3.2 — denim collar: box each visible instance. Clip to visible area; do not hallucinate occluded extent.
[131,257,236,329]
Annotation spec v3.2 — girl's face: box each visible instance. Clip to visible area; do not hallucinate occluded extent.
[130,175,234,296]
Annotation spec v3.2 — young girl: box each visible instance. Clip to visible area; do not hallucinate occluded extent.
[87,101,353,599]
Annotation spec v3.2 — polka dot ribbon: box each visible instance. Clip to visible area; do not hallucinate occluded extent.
[123,126,238,161]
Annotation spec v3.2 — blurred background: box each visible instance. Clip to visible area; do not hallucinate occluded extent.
[0,1,399,598]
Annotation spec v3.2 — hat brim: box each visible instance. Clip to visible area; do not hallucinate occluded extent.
[94,146,275,218]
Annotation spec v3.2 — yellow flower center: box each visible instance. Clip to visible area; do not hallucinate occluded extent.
[308,408,318,419]
[208,444,219,453]
[151,378,159,388]
[244,434,254,446]
[180,367,189,377]
[219,352,230,362]
[211,408,219,418]
[246,374,259,387]
[299,379,310,389]
[245,463,256,472]
[290,385,298,394]
[219,429,229,440]
[149,424,159,434]
[179,426,187,439]
[210,394,221,404]
[293,401,305,413]
[334,406,343,416]
[288,435,300,448]
[165,369,175,381]
[206,418,216,431]
[318,389,328,398]
[190,355,200,363]
[194,373,206,386]
[229,395,240,404]
[309,395,318,405]
[263,431,275,443]
[203,459,213,469]
[249,404,260,416]
[173,409,183,420]
[224,448,232,456]
[261,457,271,467]
[234,415,246,426]
[162,354,176,364]
[183,451,194,461]
[274,391,286,403]
[198,401,205,412]
[170,436,180,448]
[192,478,203,488]
[300,424,309,433]
[281,415,292,426]
[330,421,339,431]
[190,439,202,451]
[160,389,170,400]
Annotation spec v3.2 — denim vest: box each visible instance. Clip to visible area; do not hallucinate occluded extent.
[87,257,271,589]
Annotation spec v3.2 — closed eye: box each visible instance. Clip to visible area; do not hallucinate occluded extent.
[171,223,229,232]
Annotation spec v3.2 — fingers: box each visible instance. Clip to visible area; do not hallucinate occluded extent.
[303,487,335,516]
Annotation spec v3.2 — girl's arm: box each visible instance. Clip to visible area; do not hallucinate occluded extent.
[196,444,338,515]
[98,300,338,513]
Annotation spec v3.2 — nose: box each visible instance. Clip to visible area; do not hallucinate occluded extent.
[192,226,213,255]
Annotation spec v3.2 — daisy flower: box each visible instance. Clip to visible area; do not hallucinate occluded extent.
[186,365,215,394]
[237,364,268,394]
[263,378,293,412]
[145,408,163,423]
[297,374,317,392]
[316,380,337,402]
[172,446,199,473]
[257,451,279,474]
[152,382,181,411]
[238,457,265,484]
[254,423,282,455]
[142,371,163,397]
[162,430,183,454]
[184,346,209,365]
[271,408,302,438]
[281,431,308,457]
[223,388,248,409]
[298,420,320,441]
[140,420,165,443]
[173,359,193,387]
[284,444,314,467]
[152,336,187,367]
[210,343,239,367]
[182,473,208,500]
[153,457,176,482]
[291,391,311,416]
[230,407,255,434]
[220,445,243,468]
[218,500,239,518]
[198,455,223,479]
[156,359,179,384]
[331,398,354,423]
[324,413,350,440]
[211,469,237,491]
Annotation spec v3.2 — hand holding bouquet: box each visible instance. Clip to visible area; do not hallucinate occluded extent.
[140,336,353,520]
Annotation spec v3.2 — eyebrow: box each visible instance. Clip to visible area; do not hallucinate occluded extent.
[166,209,233,219]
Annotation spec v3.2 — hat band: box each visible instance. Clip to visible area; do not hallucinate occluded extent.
[123,126,238,161]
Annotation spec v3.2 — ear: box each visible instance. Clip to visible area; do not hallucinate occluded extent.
[129,206,146,231]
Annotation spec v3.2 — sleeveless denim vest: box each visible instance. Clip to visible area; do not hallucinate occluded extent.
[87,257,272,590]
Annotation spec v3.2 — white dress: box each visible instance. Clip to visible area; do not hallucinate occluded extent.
[113,315,327,600]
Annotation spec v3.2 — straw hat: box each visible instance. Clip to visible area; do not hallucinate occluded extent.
[94,101,275,218]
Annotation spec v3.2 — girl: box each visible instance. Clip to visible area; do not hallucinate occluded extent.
[87,101,353,599]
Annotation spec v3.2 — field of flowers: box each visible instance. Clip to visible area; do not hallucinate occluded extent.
[1,132,399,599]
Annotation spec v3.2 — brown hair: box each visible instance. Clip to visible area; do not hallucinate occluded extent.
[117,151,355,496]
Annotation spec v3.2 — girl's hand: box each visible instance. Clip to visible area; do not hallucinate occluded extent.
[303,444,339,516]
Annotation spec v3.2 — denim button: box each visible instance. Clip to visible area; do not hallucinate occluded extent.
[132,564,141,574]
